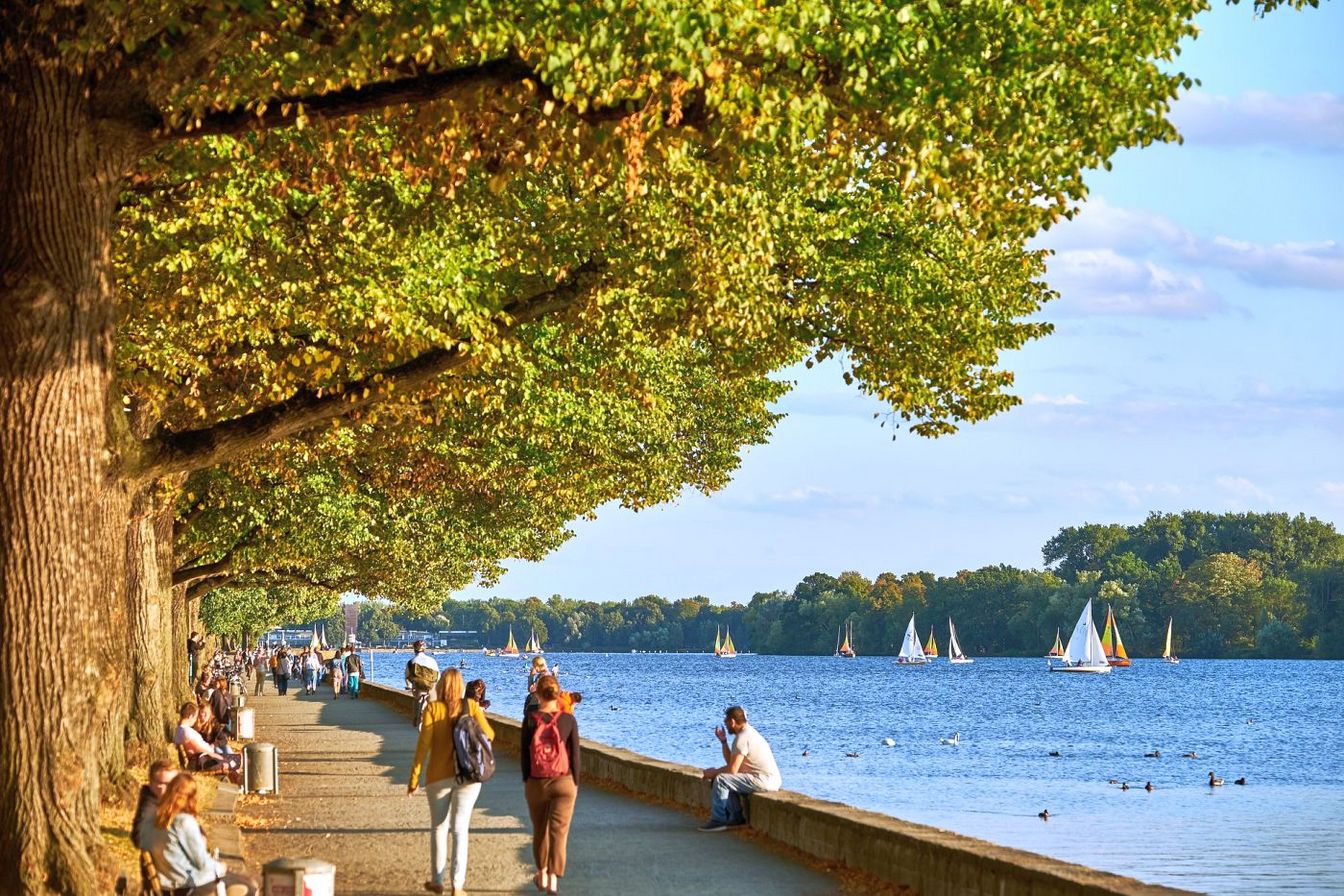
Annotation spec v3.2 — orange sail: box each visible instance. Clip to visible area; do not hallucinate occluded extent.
[1102,606,1131,667]
[923,628,939,658]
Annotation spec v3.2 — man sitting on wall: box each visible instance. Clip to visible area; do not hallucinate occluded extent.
[698,705,782,832]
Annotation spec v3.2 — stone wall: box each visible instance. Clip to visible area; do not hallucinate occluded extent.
[363,682,1195,896]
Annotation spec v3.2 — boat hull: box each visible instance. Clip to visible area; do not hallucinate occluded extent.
[1050,663,1111,674]
[949,657,974,664]
[1163,656,1180,664]
[894,658,929,666]
[1108,658,1132,667]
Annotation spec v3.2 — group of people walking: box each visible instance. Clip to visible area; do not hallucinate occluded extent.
[243,643,364,698]
[405,643,580,896]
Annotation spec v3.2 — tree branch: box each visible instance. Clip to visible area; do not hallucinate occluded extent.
[175,557,234,588]
[169,56,539,141]
[129,261,603,481]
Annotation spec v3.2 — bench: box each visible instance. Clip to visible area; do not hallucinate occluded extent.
[175,743,233,780]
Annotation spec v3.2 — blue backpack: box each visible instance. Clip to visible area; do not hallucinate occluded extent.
[453,712,495,784]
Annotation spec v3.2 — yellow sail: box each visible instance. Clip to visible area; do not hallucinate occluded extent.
[502,626,519,655]
[923,628,939,657]
[1164,619,1173,658]
[1101,605,1131,665]
[1100,607,1115,655]
[713,625,722,656]
[1048,629,1064,657]
[720,626,737,658]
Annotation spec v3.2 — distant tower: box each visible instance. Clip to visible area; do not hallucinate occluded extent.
[344,602,360,643]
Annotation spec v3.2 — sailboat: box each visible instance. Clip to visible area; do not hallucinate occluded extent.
[713,625,722,657]
[835,620,856,658]
[1099,604,1132,667]
[719,626,738,659]
[525,626,543,654]
[895,615,929,665]
[1162,618,1180,664]
[308,627,321,651]
[1045,629,1065,659]
[499,626,520,656]
[923,627,939,658]
[947,618,973,664]
[1049,599,1112,673]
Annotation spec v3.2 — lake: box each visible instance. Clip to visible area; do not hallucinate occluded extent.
[361,651,1344,895]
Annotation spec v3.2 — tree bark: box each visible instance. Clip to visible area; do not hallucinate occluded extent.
[124,489,174,755]
[0,63,142,894]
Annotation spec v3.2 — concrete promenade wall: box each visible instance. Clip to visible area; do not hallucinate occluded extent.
[362,682,1195,896]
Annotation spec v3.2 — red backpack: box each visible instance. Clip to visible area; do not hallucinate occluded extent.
[529,712,570,778]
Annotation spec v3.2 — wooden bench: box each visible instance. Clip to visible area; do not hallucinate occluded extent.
[139,849,164,895]
[175,743,233,780]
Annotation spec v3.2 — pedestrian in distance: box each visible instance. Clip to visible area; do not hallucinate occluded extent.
[406,640,441,728]
[274,649,291,696]
[521,674,580,895]
[328,650,345,698]
[698,705,782,831]
[344,647,364,699]
[408,668,495,896]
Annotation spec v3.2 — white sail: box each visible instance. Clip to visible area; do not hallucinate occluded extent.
[948,618,973,663]
[896,615,927,664]
[1055,599,1111,672]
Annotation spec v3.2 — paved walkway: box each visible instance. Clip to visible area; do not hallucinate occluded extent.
[240,689,844,895]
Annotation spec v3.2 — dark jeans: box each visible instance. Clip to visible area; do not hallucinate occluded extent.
[275,673,288,695]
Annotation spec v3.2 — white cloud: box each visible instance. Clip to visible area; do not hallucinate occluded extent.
[1026,393,1086,406]
[1171,90,1344,153]
[1046,248,1224,318]
[1196,237,1344,290]
[1216,475,1273,503]
[1040,197,1344,297]
[1320,482,1344,505]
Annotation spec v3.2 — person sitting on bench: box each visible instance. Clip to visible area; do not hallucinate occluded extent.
[174,702,240,783]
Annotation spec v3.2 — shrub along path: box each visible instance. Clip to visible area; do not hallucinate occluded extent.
[240,687,843,895]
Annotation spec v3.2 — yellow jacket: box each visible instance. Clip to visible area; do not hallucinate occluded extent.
[410,697,494,789]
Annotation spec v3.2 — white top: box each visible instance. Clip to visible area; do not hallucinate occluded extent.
[174,723,212,758]
[732,723,782,790]
[406,652,440,683]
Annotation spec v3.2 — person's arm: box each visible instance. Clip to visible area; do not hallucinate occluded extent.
[703,728,745,779]
[469,699,494,741]
[565,716,581,787]
[520,714,534,781]
[407,703,436,792]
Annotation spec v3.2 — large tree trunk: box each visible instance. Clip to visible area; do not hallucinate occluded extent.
[124,489,175,758]
[0,63,140,895]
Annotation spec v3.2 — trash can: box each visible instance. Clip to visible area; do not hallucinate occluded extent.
[244,742,278,794]
[235,706,255,740]
[262,858,334,896]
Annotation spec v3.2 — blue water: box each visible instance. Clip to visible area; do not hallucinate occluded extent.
[363,652,1344,895]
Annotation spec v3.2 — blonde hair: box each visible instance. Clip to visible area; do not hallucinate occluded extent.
[155,773,198,829]
[435,668,465,718]
[530,656,547,671]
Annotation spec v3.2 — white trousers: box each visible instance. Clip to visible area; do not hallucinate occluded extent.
[426,778,482,889]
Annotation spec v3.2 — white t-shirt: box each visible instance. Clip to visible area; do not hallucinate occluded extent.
[732,723,782,789]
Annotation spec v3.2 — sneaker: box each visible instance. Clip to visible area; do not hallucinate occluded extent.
[697,821,729,832]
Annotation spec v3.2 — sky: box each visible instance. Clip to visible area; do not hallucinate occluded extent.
[460,3,1344,606]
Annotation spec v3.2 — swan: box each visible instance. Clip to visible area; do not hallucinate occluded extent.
[940,732,960,746]
[881,737,896,747]
[1208,772,1224,786]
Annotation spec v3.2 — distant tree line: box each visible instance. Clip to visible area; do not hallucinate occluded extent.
[313,512,1342,659]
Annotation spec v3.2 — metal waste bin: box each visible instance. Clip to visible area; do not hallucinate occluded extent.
[235,706,255,739]
[243,742,278,794]
[262,857,334,896]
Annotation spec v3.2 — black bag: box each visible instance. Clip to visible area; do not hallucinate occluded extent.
[407,660,438,690]
[453,712,495,784]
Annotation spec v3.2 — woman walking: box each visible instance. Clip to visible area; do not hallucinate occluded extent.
[409,668,495,896]
[521,674,580,895]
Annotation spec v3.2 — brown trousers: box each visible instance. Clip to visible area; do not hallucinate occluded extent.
[524,775,578,877]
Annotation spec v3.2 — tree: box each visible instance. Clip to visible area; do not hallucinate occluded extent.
[2,0,1293,888]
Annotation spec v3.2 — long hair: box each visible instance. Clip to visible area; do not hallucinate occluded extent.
[154,772,198,829]
[435,667,465,718]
